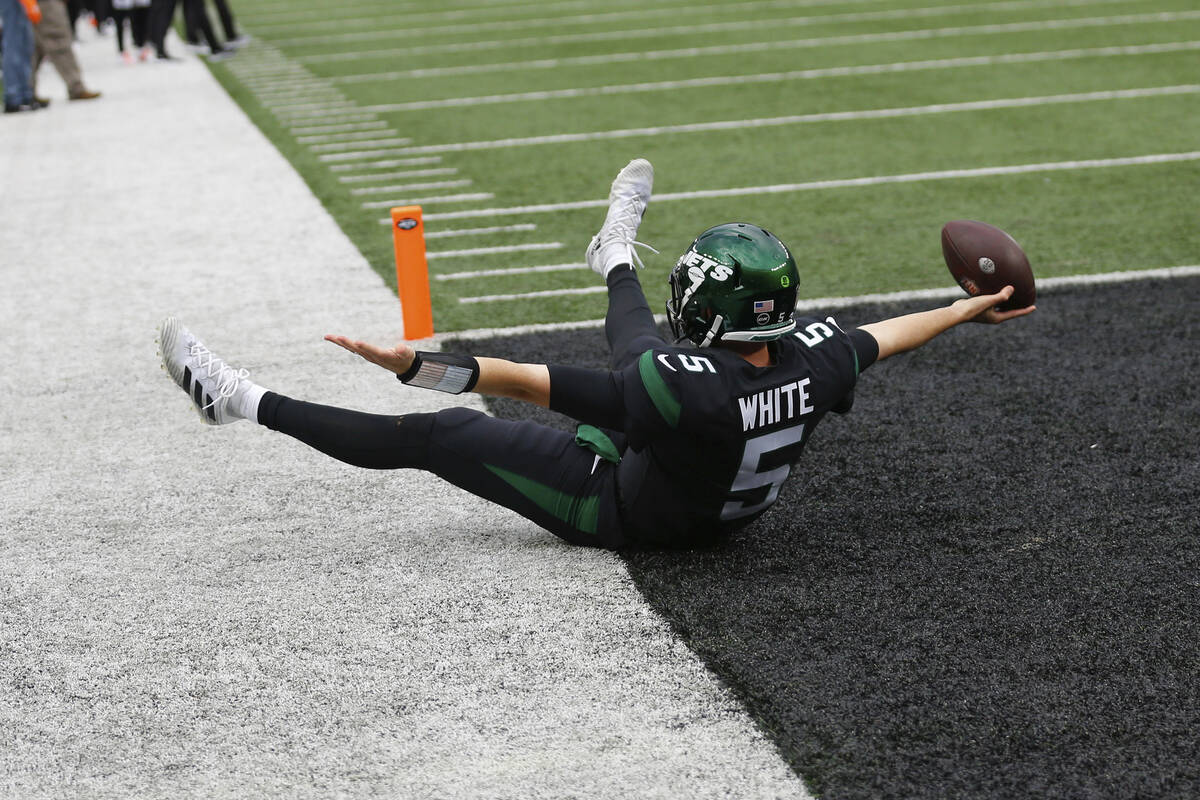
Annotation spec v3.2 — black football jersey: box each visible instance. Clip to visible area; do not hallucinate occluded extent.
[614,316,866,544]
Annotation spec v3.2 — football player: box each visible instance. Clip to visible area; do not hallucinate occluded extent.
[159,159,1034,548]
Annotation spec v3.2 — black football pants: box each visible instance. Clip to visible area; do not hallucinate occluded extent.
[260,267,661,549]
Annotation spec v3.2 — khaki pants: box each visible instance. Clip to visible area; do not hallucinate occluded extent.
[33,0,84,97]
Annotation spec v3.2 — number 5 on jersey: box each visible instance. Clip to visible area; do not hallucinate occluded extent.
[721,425,806,521]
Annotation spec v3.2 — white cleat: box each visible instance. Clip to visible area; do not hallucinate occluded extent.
[157,317,255,425]
[585,158,658,278]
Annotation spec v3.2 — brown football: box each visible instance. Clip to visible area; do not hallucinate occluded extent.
[940,220,1035,310]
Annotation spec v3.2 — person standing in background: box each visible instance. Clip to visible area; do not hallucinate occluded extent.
[151,0,231,61]
[32,0,100,101]
[182,0,233,59]
[2,0,40,112]
[148,0,175,59]
[110,0,150,62]
[205,0,246,47]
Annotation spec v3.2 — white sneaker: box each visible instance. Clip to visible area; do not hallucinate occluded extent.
[585,158,658,278]
[157,317,261,425]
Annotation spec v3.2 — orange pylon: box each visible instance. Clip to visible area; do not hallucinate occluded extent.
[390,206,434,340]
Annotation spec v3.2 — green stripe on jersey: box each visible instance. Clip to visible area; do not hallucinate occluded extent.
[484,464,599,535]
[637,350,681,428]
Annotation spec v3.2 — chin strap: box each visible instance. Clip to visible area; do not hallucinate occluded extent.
[698,314,723,348]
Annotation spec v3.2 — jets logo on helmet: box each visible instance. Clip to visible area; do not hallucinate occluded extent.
[666,223,800,347]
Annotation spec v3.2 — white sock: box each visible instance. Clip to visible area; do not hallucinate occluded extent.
[237,382,268,423]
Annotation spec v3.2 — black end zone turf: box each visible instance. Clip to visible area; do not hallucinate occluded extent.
[454,276,1200,798]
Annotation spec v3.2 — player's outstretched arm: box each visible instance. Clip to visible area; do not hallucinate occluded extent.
[325,335,551,407]
[858,285,1035,362]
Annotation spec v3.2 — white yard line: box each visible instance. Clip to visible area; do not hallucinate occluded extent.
[428,242,563,259]
[290,121,389,135]
[279,112,381,125]
[436,262,584,279]
[323,9,1200,79]
[339,167,460,183]
[426,150,1200,222]
[319,148,438,162]
[243,0,596,24]
[268,0,889,45]
[424,223,538,239]
[359,192,496,208]
[252,0,854,33]
[349,179,473,195]
[300,0,1131,62]
[308,137,414,152]
[359,42,1200,112]
[269,100,358,114]
[361,85,1200,153]
[297,129,403,144]
[454,265,1200,309]
[460,286,608,303]
[329,156,443,172]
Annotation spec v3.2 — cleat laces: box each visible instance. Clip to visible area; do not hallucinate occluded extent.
[599,196,658,269]
[189,342,248,410]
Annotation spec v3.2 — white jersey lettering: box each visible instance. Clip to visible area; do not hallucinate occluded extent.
[739,378,814,432]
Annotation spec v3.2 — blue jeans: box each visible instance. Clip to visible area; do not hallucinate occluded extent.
[1,0,36,106]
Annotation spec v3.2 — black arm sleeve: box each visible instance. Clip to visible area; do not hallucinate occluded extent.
[547,364,627,430]
[606,268,665,370]
[850,327,880,374]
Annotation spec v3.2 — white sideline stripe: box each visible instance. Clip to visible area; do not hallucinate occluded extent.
[435,262,584,279]
[460,286,607,303]
[329,156,443,172]
[363,43,1200,112]
[454,266,1200,308]
[290,121,387,135]
[308,137,414,152]
[345,10,1200,87]
[349,179,473,195]
[359,192,495,208]
[424,151,1200,221]
[424,223,538,239]
[427,242,562,259]
[300,0,1129,63]
[339,167,459,183]
[268,0,889,45]
[296,129,402,144]
[363,85,1200,153]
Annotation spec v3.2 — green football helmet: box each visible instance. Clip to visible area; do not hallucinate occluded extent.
[666,222,800,347]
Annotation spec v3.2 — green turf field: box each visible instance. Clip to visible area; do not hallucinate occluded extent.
[213,0,1200,332]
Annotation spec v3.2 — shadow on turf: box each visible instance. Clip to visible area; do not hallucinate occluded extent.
[457,276,1200,799]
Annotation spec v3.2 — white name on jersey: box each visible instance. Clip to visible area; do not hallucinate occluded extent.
[738,379,814,432]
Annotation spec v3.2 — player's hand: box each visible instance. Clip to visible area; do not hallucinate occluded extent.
[324,335,417,375]
[953,285,1036,325]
